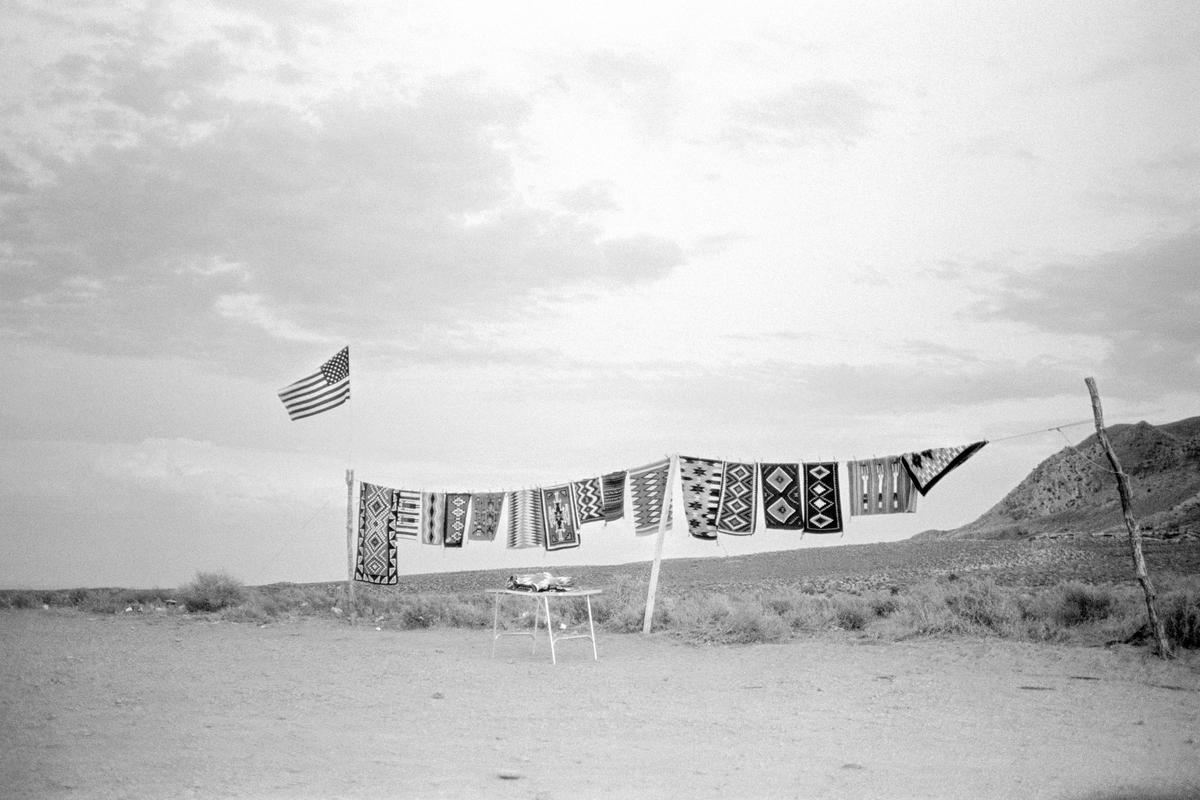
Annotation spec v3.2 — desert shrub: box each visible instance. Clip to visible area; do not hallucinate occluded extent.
[943,578,1016,634]
[180,571,245,612]
[1159,587,1200,648]
[868,592,900,618]
[719,602,789,643]
[833,595,870,630]
[1055,582,1118,625]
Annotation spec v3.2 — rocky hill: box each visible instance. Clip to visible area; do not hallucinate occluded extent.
[915,416,1200,541]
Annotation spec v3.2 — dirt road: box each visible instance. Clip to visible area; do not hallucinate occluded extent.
[2,610,1197,799]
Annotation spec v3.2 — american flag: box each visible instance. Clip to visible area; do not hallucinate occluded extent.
[277,347,350,421]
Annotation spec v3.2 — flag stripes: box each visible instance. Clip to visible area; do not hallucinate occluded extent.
[278,347,350,421]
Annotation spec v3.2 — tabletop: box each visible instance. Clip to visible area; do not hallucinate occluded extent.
[484,588,603,597]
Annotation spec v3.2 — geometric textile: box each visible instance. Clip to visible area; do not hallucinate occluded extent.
[760,462,803,529]
[421,492,445,546]
[570,477,605,525]
[388,489,421,539]
[540,484,581,551]
[628,458,673,535]
[506,489,545,550]
[277,346,350,421]
[716,461,757,535]
[678,456,724,539]
[848,458,917,516]
[601,470,626,522]
[802,462,843,533]
[467,492,505,541]
[355,481,397,584]
[901,441,988,496]
[443,492,471,548]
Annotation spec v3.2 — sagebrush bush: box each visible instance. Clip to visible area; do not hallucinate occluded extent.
[943,579,1016,634]
[1055,582,1118,625]
[1160,587,1200,648]
[180,571,245,612]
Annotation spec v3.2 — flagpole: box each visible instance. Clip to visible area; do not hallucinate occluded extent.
[345,467,356,616]
[345,350,357,618]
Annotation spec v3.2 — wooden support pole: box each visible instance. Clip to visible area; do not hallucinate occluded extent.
[345,468,357,617]
[1084,377,1172,659]
[643,455,678,635]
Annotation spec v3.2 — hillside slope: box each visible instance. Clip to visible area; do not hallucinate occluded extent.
[916,416,1200,541]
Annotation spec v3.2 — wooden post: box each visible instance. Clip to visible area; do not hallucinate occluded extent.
[345,468,357,617]
[1084,378,1172,659]
[642,455,678,634]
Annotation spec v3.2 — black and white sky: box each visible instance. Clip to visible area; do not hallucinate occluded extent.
[2,1,1198,587]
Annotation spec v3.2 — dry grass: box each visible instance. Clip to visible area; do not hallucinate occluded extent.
[3,539,1198,650]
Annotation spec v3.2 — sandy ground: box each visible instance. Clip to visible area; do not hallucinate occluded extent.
[1,610,1199,800]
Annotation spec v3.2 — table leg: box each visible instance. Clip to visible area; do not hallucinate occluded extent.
[544,595,557,665]
[586,595,598,661]
[530,595,540,654]
[491,593,500,657]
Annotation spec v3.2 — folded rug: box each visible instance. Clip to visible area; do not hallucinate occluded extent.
[901,441,987,496]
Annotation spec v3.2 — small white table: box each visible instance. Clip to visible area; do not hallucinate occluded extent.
[485,588,602,664]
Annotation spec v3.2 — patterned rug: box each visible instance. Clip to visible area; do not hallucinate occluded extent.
[421,491,445,546]
[355,481,397,584]
[467,492,505,541]
[628,458,673,535]
[679,456,724,539]
[716,461,757,534]
[540,484,581,550]
[443,492,471,547]
[901,441,988,496]
[802,462,843,533]
[848,458,919,516]
[760,462,803,529]
[570,477,605,525]
[602,470,626,522]
[506,489,544,549]
[387,489,421,539]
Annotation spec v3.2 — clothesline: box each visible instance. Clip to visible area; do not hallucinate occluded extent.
[986,419,1094,443]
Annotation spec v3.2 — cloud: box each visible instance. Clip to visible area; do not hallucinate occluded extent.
[0,39,685,369]
[579,50,681,135]
[979,229,1200,394]
[722,81,874,149]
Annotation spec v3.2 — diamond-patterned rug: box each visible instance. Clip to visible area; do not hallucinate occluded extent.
[443,492,470,547]
[802,462,843,533]
[716,461,757,534]
[355,481,397,584]
[760,462,803,529]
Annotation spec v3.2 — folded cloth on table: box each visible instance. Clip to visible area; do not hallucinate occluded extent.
[506,572,575,592]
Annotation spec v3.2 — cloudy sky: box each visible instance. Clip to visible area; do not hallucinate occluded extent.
[2,1,1197,589]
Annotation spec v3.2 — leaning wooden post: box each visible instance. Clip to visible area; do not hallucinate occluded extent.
[1084,378,1172,659]
[643,455,678,634]
[345,468,357,617]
